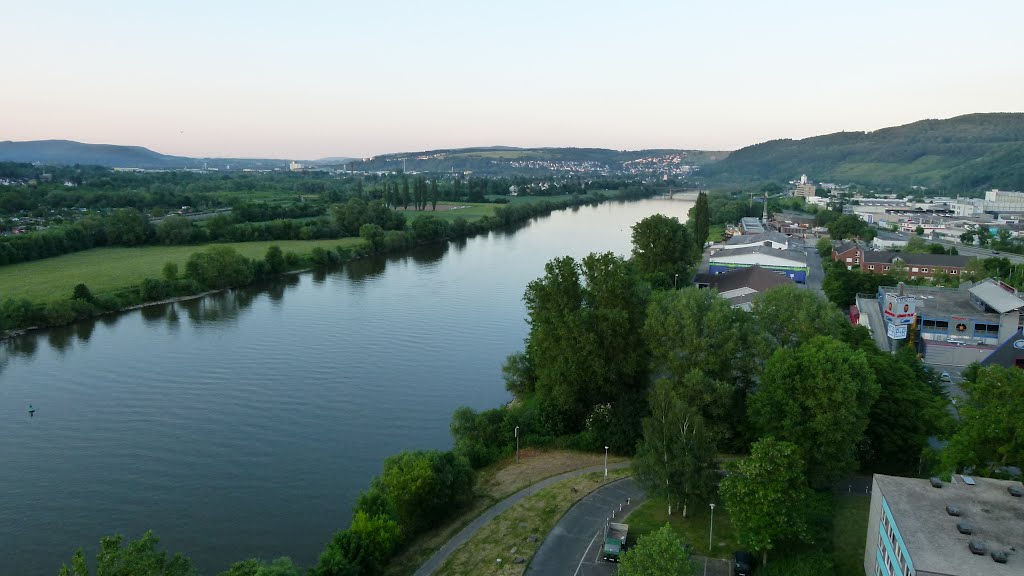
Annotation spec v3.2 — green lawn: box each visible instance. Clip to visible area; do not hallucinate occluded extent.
[626,497,739,559]
[833,495,870,576]
[0,238,365,302]
[401,203,497,223]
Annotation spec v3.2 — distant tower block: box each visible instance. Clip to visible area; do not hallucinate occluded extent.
[800,174,808,185]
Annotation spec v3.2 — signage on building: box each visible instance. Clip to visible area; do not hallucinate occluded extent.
[883,294,917,325]
[1014,339,1024,350]
[887,323,908,339]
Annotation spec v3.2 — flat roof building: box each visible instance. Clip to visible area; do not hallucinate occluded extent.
[708,245,808,283]
[865,474,1024,576]
[692,265,796,310]
[739,217,765,234]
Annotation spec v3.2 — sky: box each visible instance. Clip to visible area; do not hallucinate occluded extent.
[2,0,1023,159]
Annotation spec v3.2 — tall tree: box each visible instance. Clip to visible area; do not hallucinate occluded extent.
[748,336,879,487]
[630,213,693,289]
[944,365,1024,473]
[750,285,846,353]
[634,380,717,517]
[618,524,694,576]
[524,253,649,437]
[719,438,812,566]
[691,191,710,256]
[219,557,300,576]
[644,287,753,445]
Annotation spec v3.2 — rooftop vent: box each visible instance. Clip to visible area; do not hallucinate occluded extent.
[969,541,987,555]
[930,477,943,488]
[992,551,1009,564]
[946,505,962,516]
[957,523,975,535]
[1009,485,1023,497]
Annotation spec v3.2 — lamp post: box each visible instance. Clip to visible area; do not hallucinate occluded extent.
[709,503,716,552]
[604,446,609,477]
[674,273,679,290]
[515,426,520,463]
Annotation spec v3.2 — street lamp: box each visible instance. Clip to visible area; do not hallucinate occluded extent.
[674,273,679,290]
[515,426,520,463]
[708,503,716,552]
[604,446,609,477]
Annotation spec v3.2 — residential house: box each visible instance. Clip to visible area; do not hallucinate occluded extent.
[692,265,795,310]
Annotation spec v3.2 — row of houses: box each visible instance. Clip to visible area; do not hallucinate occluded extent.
[832,241,973,280]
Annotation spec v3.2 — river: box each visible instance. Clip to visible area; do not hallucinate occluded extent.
[0,197,694,575]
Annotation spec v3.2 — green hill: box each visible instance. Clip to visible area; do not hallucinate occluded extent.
[703,113,1024,191]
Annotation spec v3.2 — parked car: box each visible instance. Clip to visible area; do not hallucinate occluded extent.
[733,551,755,576]
[941,371,952,381]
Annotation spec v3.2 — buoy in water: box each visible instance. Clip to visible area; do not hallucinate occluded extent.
[28,404,35,416]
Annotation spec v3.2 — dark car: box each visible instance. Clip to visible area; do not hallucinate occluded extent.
[733,551,755,576]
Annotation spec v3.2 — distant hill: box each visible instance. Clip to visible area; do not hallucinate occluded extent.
[702,113,1024,191]
[0,140,292,170]
[346,146,729,176]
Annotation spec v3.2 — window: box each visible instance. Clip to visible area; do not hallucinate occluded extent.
[846,257,853,262]
[868,265,875,270]
[911,267,919,272]
[951,269,958,274]
[884,265,891,271]
[922,268,929,273]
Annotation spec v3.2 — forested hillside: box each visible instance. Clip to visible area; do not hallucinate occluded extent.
[703,113,1024,191]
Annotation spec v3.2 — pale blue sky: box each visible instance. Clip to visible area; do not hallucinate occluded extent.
[2,0,1022,159]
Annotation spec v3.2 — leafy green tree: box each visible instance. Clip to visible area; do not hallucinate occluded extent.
[162,261,179,282]
[634,380,717,517]
[58,531,196,576]
[501,351,535,397]
[617,524,693,576]
[104,208,153,246]
[524,253,649,436]
[861,347,951,473]
[184,246,254,290]
[826,214,870,240]
[691,191,710,256]
[644,288,752,444]
[265,245,286,274]
[904,235,928,253]
[156,216,198,245]
[369,450,474,536]
[816,237,832,258]
[218,557,300,576]
[914,225,925,236]
[750,285,846,352]
[748,336,879,487]
[359,223,385,252]
[72,283,94,302]
[629,214,693,289]
[944,365,1024,472]
[719,438,812,566]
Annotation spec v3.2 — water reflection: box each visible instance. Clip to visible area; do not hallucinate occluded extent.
[46,325,74,354]
[74,319,95,342]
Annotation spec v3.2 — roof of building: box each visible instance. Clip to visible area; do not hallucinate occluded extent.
[863,251,974,268]
[877,283,1002,321]
[969,282,1024,313]
[709,245,807,264]
[981,329,1024,367]
[874,474,1024,575]
[833,240,862,255]
[693,266,796,310]
[874,231,908,242]
[739,217,765,234]
[724,231,792,246]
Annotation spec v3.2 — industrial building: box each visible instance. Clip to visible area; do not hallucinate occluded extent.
[739,217,765,234]
[720,231,794,251]
[707,245,807,283]
[692,265,795,310]
[864,474,1024,576]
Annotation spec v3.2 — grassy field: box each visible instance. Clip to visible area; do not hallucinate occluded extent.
[626,496,739,559]
[384,449,627,576]
[485,190,623,205]
[0,238,365,302]
[399,203,498,223]
[833,495,870,576]
[437,468,631,576]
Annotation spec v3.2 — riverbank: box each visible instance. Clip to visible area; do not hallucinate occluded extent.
[0,190,652,339]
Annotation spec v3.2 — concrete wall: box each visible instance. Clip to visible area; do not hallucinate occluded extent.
[865,477,883,576]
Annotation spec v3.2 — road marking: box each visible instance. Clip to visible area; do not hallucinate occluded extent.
[574,530,601,576]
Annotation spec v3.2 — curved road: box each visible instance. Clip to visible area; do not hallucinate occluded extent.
[526,477,645,576]
[414,461,631,576]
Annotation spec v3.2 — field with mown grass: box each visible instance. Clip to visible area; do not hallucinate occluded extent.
[0,238,366,302]
[626,496,740,558]
[399,203,498,223]
[485,189,623,205]
[833,495,870,576]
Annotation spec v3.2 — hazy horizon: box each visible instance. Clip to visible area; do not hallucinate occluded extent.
[3,0,1022,159]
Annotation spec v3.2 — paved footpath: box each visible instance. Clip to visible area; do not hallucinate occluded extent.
[414,461,632,576]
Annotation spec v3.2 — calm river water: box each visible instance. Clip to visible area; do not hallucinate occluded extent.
[0,197,693,575]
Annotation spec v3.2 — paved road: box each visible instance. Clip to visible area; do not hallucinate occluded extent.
[929,238,1024,264]
[803,245,826,295]
[526,477,645,576]
[414,461,631,576]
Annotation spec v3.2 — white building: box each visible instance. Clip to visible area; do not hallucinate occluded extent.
[289,161,304,171]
